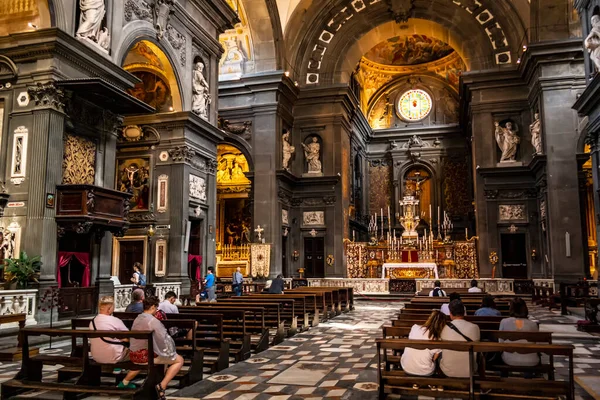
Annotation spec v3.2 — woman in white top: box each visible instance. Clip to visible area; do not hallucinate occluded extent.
[401,310,446,379]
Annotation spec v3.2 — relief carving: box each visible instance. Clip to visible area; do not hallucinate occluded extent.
[62,134,96,185]
[303,211,325,226]
[220,118,252,141]
[189,174,207,201]
[168,146,195,162]
[28,82,65,111]
[124,0,152,22]
[166,25,186,66]
[499,204,526,221]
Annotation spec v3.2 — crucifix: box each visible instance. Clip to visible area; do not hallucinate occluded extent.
[254,225,264,242]
[405,171,428,199]
[126,165,140,186]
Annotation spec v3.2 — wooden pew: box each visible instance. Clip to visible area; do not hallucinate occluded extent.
[376,338,574,400]
[115,312,229,373]
[2,328,160,400]
[180,304,271,351]
[246,293,318,330]
[0,313,38,361]
[225,295,304,333]
[392,318,501,331]
[65,318,203,387]
[382,326,555,379]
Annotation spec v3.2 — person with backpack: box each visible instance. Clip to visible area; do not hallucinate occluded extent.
[428,280,447,297]
[131,262,146,288]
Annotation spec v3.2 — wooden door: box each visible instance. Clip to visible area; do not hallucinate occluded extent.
[118,240,145,284]
[304,237,325,278]
[501,233,528,279]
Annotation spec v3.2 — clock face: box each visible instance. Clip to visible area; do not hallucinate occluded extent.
[398,89,433,122]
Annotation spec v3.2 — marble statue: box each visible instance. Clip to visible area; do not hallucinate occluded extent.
[192,61,210,119]
[282,130,295,170]
[494,121,520,162]
[530,112,542,155]
[585,15,600,73]
[97,27,110,51]
[76,0,106,42]
[301,137,321,173]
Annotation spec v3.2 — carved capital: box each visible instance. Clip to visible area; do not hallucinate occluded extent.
[291,198,303,207]
[75,221,94,234]
[484,190,499,200]
[207,159,218,174]
[28,82,66,111]
[323,195,336,205]
[168,146,195,162]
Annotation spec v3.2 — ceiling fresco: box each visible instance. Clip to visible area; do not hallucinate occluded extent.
[363,35,455,66]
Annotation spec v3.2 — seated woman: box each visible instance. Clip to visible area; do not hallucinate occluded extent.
[499,298,539,367]
[401,309,446,384]
[475,295,502,317]
[130,296,184,400]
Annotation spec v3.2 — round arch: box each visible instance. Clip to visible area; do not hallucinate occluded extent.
[397,159,440,228]
[285,0,526,86]
[219,136,255,172]
[115,26,185,111]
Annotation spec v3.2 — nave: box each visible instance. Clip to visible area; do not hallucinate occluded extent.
[2,300,599,400]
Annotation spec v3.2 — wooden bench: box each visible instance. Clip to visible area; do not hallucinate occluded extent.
[224,296,303,334]
[392,317,501,331]
[65,318,203,387]
[300,286,354,311]
[247,293,318,330]
[2,328,160,400]
[376,338,574,400]
[114,311,230,373]
[0,313,38,361]
[181,304,271,351]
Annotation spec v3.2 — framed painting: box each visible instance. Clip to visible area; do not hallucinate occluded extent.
[155,239,167,277]
[116,157,151,211]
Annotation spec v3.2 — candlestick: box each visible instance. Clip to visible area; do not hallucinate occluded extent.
[388,206,391,233]
[429,204,432,224]
[465,227,468,240]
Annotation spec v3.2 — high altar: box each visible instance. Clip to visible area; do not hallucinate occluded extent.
[346,188,479,280]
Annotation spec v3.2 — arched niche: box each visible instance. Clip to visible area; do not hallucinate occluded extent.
[0,0,52,36]
[398,161,439,231]
[121,40,183,113]
[219,0,255,80]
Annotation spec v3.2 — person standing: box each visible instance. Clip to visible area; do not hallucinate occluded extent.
[204,267,216,302]
[232,267,244,296]
[130,262,146,288]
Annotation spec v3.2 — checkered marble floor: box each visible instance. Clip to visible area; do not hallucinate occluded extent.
[0,301,598,399]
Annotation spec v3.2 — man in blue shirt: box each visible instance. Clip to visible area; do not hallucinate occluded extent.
[204,267,216,302]
[232,267,243,296]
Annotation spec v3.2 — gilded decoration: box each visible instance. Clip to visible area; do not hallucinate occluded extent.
[453,241,478,279]
[363,35,454,66]
[217,144,250,190]
[219,0,254,80]
[368,161,392,212]
[345,242,368,278]
[62,134,96,185]
[443,158,472,215]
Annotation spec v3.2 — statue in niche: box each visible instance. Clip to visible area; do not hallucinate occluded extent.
[302,136,322,173]
[585,15,600,73]
[530,112,543,155]
[282,130,295,170]
[494,121,520,162]
[192,61,210,119]
[76,0,106,43]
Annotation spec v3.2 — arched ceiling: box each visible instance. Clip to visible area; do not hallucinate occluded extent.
[284,0,527,86]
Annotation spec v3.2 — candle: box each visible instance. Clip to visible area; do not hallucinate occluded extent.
[465,227,468,240]
[429,204,432,224]
[438,206,440,225]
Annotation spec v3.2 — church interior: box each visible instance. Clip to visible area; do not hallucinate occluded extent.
[0,0,600,399]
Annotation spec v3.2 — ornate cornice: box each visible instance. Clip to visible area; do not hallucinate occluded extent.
[168,145,195,162]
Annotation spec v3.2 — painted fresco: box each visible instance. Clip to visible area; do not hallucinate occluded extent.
[364,35,454,66]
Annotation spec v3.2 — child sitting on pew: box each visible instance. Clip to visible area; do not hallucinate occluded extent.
[89,296,141,389]
[130,296,184,400]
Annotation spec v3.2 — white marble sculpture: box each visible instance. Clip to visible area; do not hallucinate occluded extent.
[530,112,542,155]
[76,0,106,42]
[282,130,295,170]
[302,137,322,173]
[192,61,211,120]
[97,27,110,51]
[494,121,520,162]
[585,15,600,73]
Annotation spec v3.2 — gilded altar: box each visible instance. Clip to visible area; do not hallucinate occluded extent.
[345,239,478,279]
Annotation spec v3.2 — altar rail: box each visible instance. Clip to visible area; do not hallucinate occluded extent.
[0,289,37,327]
[416,278,514,294]
[113,282,182,312]
[308,278,389,294]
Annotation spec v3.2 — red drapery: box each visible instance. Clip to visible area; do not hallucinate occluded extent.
[57,252,91,288]
[188,254,202,281]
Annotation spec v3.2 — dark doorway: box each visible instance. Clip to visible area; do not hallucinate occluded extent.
[501,233,528,279]
[118,240,145,284]
[304,237,325,278]
[282,235,288,276]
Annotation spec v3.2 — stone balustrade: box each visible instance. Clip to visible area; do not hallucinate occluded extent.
[308,278,389,294]
[113,282,182,312]
[0,289,37,327]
